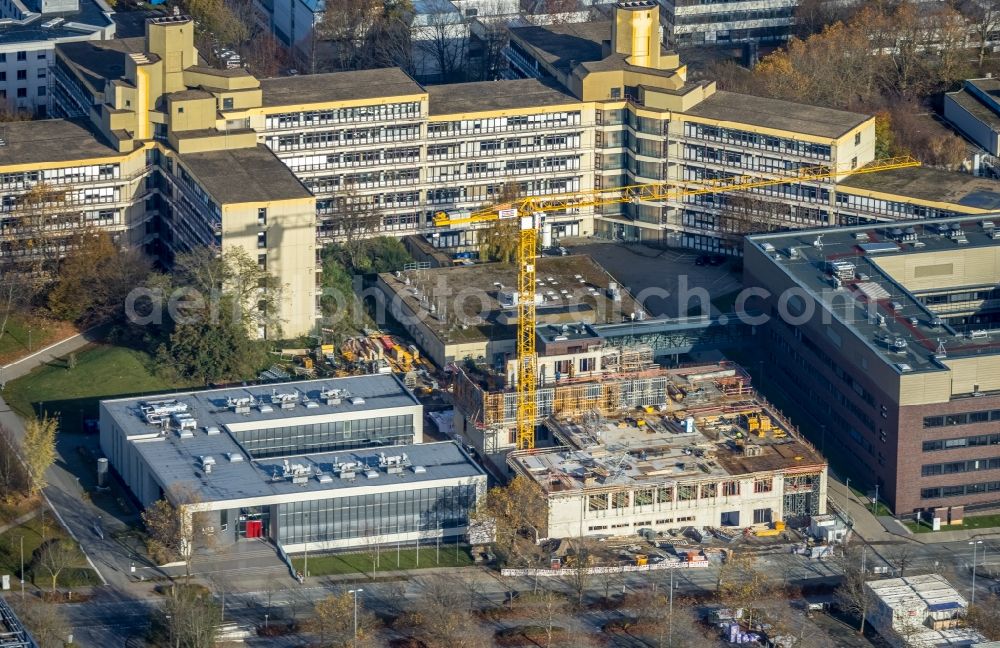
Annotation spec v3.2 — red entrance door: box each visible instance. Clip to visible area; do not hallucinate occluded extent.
[245,520,263,538]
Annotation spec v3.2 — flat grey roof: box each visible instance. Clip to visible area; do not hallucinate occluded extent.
[0,0,114,46]
[378,255,645,344]
[133,438,482,504]
[0,118,120,167]
[947,87,1000,131]
[56,37,147,92]
[427,78,578,115]
[103,375,421,440]
[258,68,425,108]
[179,145,312,204]
[509,21,609,73]
[839,166,1000,210]
[747,215,1000,372]
[685,91,870,139]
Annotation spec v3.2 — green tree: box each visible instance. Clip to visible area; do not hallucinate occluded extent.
[157,310,269,383]
[22,415,56,495]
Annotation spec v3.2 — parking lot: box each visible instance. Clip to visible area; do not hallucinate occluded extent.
[564,239,742,317]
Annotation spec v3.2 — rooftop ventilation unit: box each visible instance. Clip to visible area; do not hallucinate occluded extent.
[761,242,776,253]
[200,456,216,468]
[205,426,220,435]
[854,232,870,242]
[982,220,995,231]
[258,403,274,413]
[177,428,194,439]
[969,330,989,340]
[365,470,379,479]
[412,465,427,474]
[227,453,243,463]
[349,396,366,405]
[319,388,347,405]
[827,261,855,281]
[304,400,319,409]
[379,452,410,474]
[173,412,197,430]
[895,363,913,373]
[316,473,333,484]
[227,396,254,414]
[140,399,188,425]
[272,389,299,409]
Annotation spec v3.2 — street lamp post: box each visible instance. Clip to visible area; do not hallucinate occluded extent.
[349,588,364,647]
[872,484,880,515]
[845,477,851,527]
[971,540,984,606]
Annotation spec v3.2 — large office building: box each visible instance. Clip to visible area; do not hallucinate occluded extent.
[0,0,115,116]
[4,2,1000,338]
[745,215,1000,515]
[99,375,487,553]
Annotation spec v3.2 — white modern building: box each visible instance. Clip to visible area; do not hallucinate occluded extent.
[0,0,115,116]
[99,375,487,554]
[656,0,795,47]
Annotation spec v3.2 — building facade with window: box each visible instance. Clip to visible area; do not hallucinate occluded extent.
[6,4,1000,340]
[0,0,115,116]
[99,375,487,554]
[745,216,1000,515]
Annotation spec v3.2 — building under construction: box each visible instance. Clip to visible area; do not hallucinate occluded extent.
[504,362,827,540]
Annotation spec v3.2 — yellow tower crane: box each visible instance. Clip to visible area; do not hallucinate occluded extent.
[434,156,920,450]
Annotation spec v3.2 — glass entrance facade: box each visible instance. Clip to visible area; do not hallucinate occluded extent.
[276,484,478,545]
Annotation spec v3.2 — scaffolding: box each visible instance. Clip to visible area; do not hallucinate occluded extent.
[452,365,670,429]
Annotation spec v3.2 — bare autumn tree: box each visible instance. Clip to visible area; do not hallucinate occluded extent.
[716,553,774,628]
[314,0,412,73]
[47,229,152,325]
[630,591,717,648]
[406,575,493,647]
[967,594,1000,640]
[307,591,380,648]
[958,0,1000,67]
[834,542,878,633]
[159,583,223,648]
[471,474,547,564]
[34,538,79,591]
[514,589,571,648]
[416,9,469,82]
[9,596,70,648]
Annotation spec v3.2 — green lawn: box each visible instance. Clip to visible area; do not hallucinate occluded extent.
[292,545,474,577]
[3,343,193,433]
[0,316,76,365]
[905,512,1000,534]
[0,511,100,588]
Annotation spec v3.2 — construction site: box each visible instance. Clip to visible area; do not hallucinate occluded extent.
[502,362,828,541]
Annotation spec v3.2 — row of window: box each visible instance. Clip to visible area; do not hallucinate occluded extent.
[682,122,833,159]
[922,456,1000,477]
[587,516,698,532]
[922,480,1000,500]
[427,112,582,137]
[264,102,422,129]
[284,147,421,172]
[275,484,477,544]
[272,125,421,151]
[585,478,772,512]
[429,155,581,180]
[923,432,1000,452]
[924,410,1000,429]
[233,414,415,459]
[675,6,795,25]
[302,169,421,193]
[427,133,580,159]
[0,68,45,82]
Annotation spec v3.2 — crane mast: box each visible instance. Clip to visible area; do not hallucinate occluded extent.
[434,156,921,450]
[516,214,538,450]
